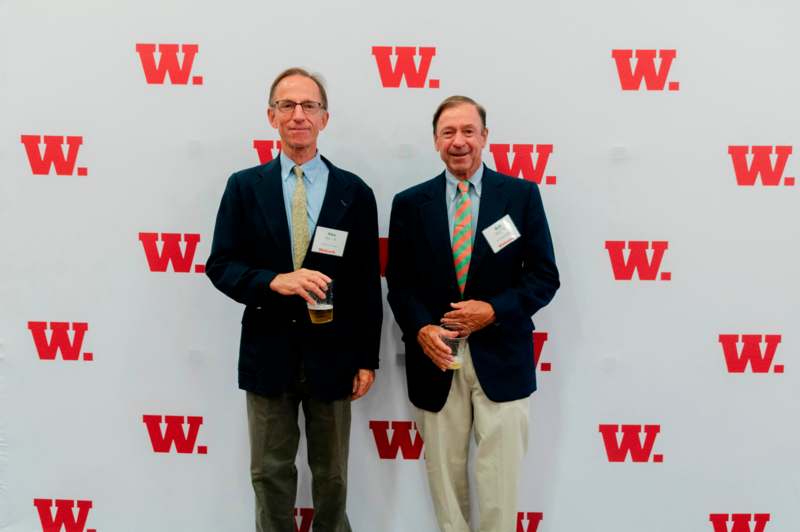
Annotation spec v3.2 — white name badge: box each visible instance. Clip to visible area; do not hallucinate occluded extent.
[311,226,348,257]
[482,215,521,253]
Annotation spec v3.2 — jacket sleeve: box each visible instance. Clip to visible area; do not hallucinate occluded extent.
[349,183,383,369]
[205,173,284,307]
[386,193,435,339]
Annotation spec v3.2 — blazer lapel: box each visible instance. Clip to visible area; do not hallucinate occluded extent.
[466,167,508,290]
[421,173,461,300]
[254,160,293,272]
[314,157,354,235]
[300,157,355,268]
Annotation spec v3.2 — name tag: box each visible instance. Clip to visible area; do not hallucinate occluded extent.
[482,215,521,253]
[311,226,348,257]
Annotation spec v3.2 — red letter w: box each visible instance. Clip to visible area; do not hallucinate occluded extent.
[369,420,424,459]
[28,322,88,361]
[517,512,544,532]
[612,49,678,91]
[718,335,782,373]
[728,146,793,186]
[489,144,555,185]
[138,232,204,273]
[135,43,201,85]
[599,424,663,462]
[371,46,438,88]
[605,241,670,281]
[253,140,282,164]
[34,498,92,532]
[294,508,314,532]
[709,513,770,532]
[142,415,205,454]
[533,331,550,372]
[20,135,85,176]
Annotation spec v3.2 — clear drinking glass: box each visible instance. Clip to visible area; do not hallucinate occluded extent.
[440,324,468,370]
[307,280,333,324]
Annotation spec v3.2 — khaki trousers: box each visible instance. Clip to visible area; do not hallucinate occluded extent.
[246,370,352,532]
[415,346,529,532]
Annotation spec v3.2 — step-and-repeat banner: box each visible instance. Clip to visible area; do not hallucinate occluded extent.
[2,1,798,531]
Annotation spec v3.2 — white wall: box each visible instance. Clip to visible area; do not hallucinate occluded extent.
[1,1,798,530]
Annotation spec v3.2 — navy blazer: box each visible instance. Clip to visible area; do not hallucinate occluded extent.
[206,157,382,401]
[386,166,559,412]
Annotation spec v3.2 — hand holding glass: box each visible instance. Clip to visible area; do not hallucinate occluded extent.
[440,325,468,370]
[308,280,333,324]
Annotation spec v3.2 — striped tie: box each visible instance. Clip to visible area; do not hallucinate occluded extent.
[452,181,472,296]
[291,165,310,269]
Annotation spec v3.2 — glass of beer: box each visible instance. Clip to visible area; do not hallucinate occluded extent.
[307,280,333,324]
[440,324,468,370]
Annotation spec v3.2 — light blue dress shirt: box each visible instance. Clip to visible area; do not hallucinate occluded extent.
[445,164,483,245]
[279,151,329,259]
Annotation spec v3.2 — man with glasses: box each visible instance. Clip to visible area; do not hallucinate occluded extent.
[386,95,559,532]
[206,68,382,532]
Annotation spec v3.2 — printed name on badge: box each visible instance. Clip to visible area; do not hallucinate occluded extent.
[311,226,348,257]
[482,215,521,253]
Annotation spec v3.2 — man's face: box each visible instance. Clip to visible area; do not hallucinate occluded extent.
[268,74,329,153]
[434,103,488,179]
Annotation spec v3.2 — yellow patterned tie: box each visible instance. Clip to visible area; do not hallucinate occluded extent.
[291,165,309,269]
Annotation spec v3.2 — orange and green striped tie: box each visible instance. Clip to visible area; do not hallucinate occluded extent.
[452,181,472,296]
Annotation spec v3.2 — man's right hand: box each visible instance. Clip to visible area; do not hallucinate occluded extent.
[269,269,331,305]
[417,324,457,372]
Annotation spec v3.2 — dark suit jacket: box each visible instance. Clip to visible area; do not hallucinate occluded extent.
[206,156,382,401]
[386,166,559,412]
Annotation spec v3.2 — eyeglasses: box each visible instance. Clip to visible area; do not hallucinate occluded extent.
[272,100,326,115]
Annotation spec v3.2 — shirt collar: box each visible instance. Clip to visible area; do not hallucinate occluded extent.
[280,151,324,184]
[445,164,484,199]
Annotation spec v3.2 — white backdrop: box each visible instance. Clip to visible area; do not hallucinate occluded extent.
[1,1,798,531]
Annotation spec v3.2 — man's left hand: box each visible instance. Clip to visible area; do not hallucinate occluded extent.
[351,369,375,400]
[441,300,496,334]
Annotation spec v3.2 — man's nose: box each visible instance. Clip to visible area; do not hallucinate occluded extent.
[291,103,306,120]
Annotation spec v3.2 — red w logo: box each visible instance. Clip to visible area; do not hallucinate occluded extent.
[371,46,439,88]
[254,140,282,164]
[138,232,205,273]
[517,511,544,532]
[599,424,663,463]
[379,237,388,277]
[728,146,794,186]
[709,513,770,532]
[21,135,87,176]
[135,43,203,85]
[34,498,94,532]
[142,415,207,454]
[294,508,314,532]
[28,322,92,362]
[612,49,679,91]
[533,331,551,372]
[605,241,671,281]
[718,335,783,374]
[489,144,556,185]
[369,420,424,459]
